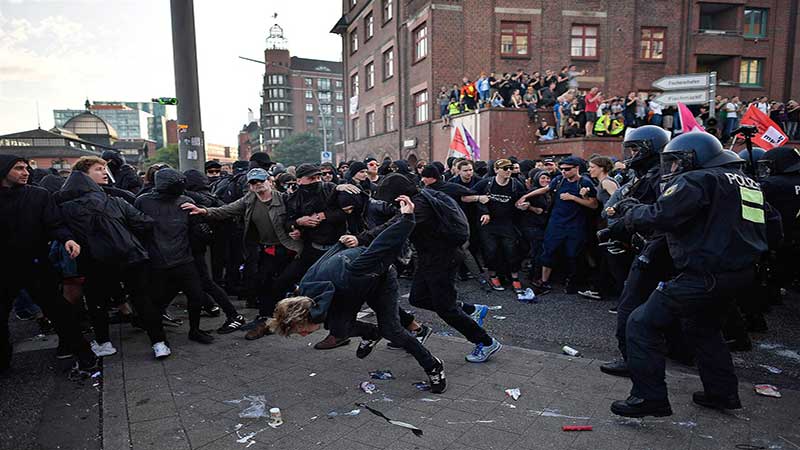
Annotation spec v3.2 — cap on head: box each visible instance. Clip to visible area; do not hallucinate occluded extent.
[246,168,269,183]
[494,159,512,170]
[295,163,322,179]
[420,164,441,179]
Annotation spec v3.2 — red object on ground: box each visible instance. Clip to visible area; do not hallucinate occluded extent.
[562,425,593,431]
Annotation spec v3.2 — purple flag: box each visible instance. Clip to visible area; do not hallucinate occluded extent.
[463,127,480,160]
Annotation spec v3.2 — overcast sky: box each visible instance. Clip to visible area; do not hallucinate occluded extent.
[0,0,342,146]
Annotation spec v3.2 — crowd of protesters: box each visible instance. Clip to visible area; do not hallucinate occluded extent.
[0,129,796,404]
[438,66,800,143]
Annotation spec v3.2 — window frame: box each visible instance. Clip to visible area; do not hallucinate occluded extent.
[352,117,360,140]
[350,73,360,96]
[743,8,768,38]
[365,12,374,41]
[383,48,394,80]
[413,23,428,62]
[383,0,393,24]
[739,58,764,87]
[305,103,314,112]
[366,111,376,137]
[500,21,530,58]
[414,90,429,124]
[350,28,359,54]
[384,103,395,132]
[570,24,599,59]
[640,27,666,61]
[365,62,375,90]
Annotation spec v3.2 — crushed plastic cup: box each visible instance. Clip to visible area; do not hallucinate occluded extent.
[517,288,537,303]
[562,345,581,357]
[268,407,283,428]
[370,370,395,380]
[504,388,521,401]
[360,381,377,394]
[236,395,268,418]
[754,384,781,398]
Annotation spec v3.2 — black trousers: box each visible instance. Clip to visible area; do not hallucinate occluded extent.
[84,262,166,345]
[210,223,228,284]
[151,262,207,332]
[1,262,89,369]
[245,244,306,318]
[626,269,752,401]
[480,229,520,275]
[224,224,245,294]
[193,249,238,318]
[409,252,491,346]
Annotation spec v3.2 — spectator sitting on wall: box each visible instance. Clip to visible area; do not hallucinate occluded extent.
[523,86,539,123]
[490,91,505,108]
[536,118,556,141]
[510,89,524,109]
[438,86,450,119]
[564,117,583,138]
[443,98,461,128]
[593,110,612,137]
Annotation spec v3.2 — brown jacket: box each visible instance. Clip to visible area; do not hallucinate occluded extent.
[204,191,302,254]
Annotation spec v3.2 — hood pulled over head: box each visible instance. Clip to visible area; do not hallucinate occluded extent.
[154,168,186,195]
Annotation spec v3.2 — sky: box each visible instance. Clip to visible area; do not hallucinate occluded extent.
[0,0,342,146]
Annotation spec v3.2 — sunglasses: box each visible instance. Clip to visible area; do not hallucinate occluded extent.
[206,169,221,174]
[321,171,333,176]
[248,179,265,185]
[498,166,513,171]
[559,166,576,172]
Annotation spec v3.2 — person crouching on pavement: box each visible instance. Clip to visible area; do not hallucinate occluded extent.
[270,196,447,393]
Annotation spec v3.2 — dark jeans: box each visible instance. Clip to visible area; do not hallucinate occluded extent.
[626,269,752,401]
[481,229,520,275]
[224,224,245,294]
[84,262,166,345]
[193,249,238,318]
[409,252,491,346]
[615,248,687,360]
[348,268,437,371]
[150,262,207,332]
[210,223,229,284]
[1,262,90,368]
[246,244,304,318]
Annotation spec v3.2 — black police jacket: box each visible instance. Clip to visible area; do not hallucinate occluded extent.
[624,166,768,274]
[760,174,800,243]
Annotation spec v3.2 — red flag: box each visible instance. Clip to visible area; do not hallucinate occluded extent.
[677,102,704,133]
[739,104,789,149]
[449,127,470,158]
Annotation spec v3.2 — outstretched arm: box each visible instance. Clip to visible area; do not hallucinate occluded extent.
[348,196,416,276]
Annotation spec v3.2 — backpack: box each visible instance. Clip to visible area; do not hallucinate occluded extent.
[88,201,148,264]
[419,188,470,247]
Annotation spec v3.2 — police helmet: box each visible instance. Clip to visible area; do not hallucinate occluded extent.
[756,146,800,178]
[660,131,742,182]
[623,125,671,172]
[737,147,766,176]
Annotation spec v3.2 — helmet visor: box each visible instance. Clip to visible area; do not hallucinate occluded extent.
[660,151,694,183]
[756,160,774,179]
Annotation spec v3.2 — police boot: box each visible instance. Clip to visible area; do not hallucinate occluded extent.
[611,396,673,418]
[599,358,630,377]
[692,391,742,410]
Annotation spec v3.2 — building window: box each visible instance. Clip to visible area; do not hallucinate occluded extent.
[352,117,360,140]
[640,27,665,60]
[305,90,313,99]
[366,111,375,136]
[336,105,344,113]
[350,29,359,54]
[384,103,395,132]
[335,80,342,89]
[273,116,280,125]
[413,23,428,62]
[351,73,360,95]
[318,78,331,91]
[383,0,392,23]
[740,59,763,86]
[335,92,343,101]
[365,12,374,40]
[414,90,429,124]
[306,116,314,125]
[304,78,313,87]
[383,48,394,79]
[743,8,768,38]
[366,62,375,89]
[570,24,598,58]
[318,91,331,102]
[500,21,529,57]
[305,103,314,112]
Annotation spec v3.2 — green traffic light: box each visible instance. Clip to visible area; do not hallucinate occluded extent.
[152,97,178,105]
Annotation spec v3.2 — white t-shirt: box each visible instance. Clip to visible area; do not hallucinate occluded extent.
[725,102,737,118]
[649,101,663,115]
[756,102,769,115]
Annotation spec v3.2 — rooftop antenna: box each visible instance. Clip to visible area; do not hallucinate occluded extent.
[36,100,41,129]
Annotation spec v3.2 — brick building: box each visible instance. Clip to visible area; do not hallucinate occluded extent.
[332,0,800,163]
[261,23,346,155]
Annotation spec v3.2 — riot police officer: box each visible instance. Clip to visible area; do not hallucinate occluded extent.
[737,147,766,178]
[600,125,690,377]
[610,132,768,418]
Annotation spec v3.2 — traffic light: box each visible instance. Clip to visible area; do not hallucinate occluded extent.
[705,117,718,138]
[152,97,178,105]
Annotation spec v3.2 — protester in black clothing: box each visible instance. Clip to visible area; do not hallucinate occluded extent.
[474,159,528,293]
[135,169,216,345]
[205,160,222,183]
[271,197,447,393]
[520,169,553,281]
[102,150,142,194]
[182,169,247,333]
[320,162,339,184]
[0,155,95,373]
[373,174,501,363]
[57,156,170,359]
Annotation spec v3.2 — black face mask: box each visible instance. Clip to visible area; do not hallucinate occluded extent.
[298,181,320,192]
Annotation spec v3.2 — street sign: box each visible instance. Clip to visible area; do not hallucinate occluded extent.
[321,151,333,163]
[651,73,710,91]
[652,90,709,106]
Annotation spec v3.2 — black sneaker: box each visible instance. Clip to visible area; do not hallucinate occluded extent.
[415,324,433,346]
[38,317,55,335]
[201,305,221,318]
[692,391,742,410]
[426,358,447,394]
[56,342,74,360]
[599,359,630,377]
[610,396,672,418]
[188,329,215,345]
[356,337,382,359]
[478,277,493,292]
[217,315,246,334]
[161,313,183,327]
[74,352,99,375]
[241,315,269,331]
[531,280,552,295]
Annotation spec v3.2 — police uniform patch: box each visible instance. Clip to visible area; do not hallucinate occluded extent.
[663,185,677,197]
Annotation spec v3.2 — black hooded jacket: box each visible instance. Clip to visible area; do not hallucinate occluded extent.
[0,155,74,263]
[102,150,142,194]
[57,171,152,265]
[134,169,202,269]
[183,169,224,209]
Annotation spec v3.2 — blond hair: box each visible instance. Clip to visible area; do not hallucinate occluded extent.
[73,156,106,173]
[269,296,314,336]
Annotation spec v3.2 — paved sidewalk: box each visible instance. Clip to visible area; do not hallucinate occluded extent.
[103,304,800,450]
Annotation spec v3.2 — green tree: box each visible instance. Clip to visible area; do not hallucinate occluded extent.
[145,143,179,168]
[272,132,323,167]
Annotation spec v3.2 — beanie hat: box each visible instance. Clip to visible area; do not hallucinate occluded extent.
[347,161,367,176]
[374,173,418,204]
[420,164,441,179]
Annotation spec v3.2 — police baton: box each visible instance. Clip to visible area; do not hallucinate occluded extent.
[732,124,759,179]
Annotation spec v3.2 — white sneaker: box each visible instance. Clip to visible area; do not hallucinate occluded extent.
[152,341,171,360]
[90,340,117,357]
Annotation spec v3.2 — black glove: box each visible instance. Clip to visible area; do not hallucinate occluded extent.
[612,197,641,216]
[609,219,629,242]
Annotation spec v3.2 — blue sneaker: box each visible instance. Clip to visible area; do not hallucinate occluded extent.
[465,338,502,363]
[469,304,489,327]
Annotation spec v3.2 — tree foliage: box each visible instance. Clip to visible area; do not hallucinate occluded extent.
[145,144,179,168]
[272,133,323,167]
